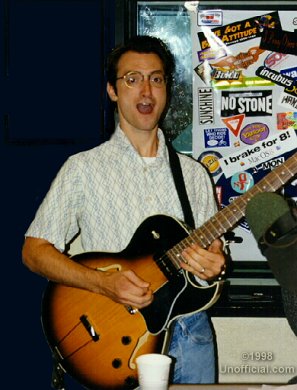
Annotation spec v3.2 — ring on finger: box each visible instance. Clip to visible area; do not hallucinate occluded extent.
[200,267,205,273]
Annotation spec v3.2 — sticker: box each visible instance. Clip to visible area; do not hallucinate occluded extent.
[255,13,279,32]
[212,68,243,81]
[219,129,297,178]
[213,47,265,71]
[264,52,288,69]
[194,62,213,85]
[278,92,297,110]
[216,186,223,206]
[280,66,297,80]
[222,114,245,137]
[197,12,280,50]
[231,171,254,194]
[204,128,230,148]
[256,66,295,88]
[253,156,285,173]
[198,47,227,62]
[277,112,297,130]
[260,26,297,56]
[198,88,214,125]
[240,123,269,145]
[198,10,223,26]
[213,76,274,90]
[284,83,297,98]
[221,90,273,117]
[198,151,222,176]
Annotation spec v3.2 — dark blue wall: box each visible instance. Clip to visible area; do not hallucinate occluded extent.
[2,1,115,388]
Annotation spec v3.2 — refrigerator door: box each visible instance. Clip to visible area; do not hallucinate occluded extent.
[137,1,297,262]
[188,2,297,261]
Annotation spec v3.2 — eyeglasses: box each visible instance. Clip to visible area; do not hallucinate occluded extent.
[116,71,167,89]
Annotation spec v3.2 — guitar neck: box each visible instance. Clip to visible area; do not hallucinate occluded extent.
[168,151,297,266]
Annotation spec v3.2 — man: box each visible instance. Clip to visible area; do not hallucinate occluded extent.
[22,35,226,385]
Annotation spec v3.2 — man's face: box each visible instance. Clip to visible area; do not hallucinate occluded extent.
[107,51,167,134]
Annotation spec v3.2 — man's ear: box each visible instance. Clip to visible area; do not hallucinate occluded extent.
[107,82,118,102]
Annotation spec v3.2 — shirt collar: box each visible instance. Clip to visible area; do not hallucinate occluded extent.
[111,124,168,164]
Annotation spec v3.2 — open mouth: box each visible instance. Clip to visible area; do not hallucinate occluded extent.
[137,103,154,114]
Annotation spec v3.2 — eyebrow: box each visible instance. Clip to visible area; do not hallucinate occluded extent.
[124,70,164,75]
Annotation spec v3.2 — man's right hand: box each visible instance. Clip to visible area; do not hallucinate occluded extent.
[98,269,154,309]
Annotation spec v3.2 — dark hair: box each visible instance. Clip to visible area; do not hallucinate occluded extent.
[106,35,175,98]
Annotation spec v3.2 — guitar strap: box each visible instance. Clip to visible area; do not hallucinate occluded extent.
[166,140,195,229]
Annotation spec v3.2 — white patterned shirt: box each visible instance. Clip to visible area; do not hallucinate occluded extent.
[25,125,217,253]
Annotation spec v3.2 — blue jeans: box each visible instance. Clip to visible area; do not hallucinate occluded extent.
[167,311,215,384]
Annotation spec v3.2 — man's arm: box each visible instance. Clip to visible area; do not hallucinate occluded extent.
[22,237,153,308]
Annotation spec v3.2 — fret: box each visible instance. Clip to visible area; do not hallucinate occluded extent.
[208,214,227,236]
[287,159,297,174]
[234,196,248,212]
[273,167,295,185]
[174,240,188,253]
[213,209,233,232]
[258,178,273,191]
[197,222,216,242]
[280,163,295,178]
[240,181,268,205]
[183,236,198,249]
[220,206,240,227]
[190,228,212,248]
[267,157,297,188]
[166,250,181,269]
[228,200,246,221]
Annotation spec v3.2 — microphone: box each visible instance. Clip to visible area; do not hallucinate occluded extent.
[246,192,297,342]
[245,192,297,293]
[282,287,297,338]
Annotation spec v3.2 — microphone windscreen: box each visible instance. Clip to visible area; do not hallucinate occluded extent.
[245,192,297,293]
[282,287,297,337]
[245,192,290,242]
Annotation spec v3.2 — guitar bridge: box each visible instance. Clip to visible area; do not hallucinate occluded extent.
[80,315,99,341]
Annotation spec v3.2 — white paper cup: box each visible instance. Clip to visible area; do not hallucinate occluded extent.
[136,353,172,390]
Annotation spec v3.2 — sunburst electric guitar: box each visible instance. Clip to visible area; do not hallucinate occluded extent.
[41,151,297,390]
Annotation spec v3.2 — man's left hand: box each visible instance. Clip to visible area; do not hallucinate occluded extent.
[180,238,226,281]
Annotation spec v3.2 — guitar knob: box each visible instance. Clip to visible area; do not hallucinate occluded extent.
[121,336,132,345]
[151,230,160,239]
[112,358,122,369]
[124,375,138,388]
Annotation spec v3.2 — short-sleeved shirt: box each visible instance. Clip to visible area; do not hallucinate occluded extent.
[26,126,217,253]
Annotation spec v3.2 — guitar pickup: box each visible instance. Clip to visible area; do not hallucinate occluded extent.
[80,315,100,341]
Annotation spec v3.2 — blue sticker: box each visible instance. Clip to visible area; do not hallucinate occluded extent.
[204,127,230,148]
[230,171,254,194]
[280,66,297,80]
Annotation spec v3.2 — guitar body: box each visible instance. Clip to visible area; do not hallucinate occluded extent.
[42,215,223,389]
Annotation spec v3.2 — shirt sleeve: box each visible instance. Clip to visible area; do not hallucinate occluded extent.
[25,156,84,252]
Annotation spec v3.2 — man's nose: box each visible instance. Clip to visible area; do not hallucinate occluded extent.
[141,78,152,95]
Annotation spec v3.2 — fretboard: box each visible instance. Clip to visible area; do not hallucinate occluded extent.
[168,151,297,268]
